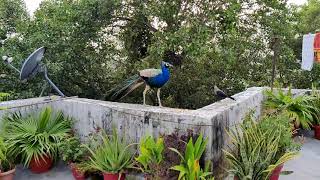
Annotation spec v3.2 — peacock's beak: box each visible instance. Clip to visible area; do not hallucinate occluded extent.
[168,63,174,67]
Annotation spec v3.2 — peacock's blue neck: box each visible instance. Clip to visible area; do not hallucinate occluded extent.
[145,63,170,88]
[161,64,170,77]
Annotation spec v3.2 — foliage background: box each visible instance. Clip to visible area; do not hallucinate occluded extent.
[0,0,320,109]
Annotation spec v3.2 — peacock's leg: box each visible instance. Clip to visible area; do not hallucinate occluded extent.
[143,85,150,105]
[157,88,162,107]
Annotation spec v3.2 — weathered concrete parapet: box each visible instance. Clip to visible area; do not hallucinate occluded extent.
[0,87,268,166]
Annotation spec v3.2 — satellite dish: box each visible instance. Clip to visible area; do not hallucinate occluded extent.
[20,47,45,81]
[2,47,66,97]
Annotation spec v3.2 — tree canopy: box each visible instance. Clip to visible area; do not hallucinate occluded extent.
[0,0,320,109]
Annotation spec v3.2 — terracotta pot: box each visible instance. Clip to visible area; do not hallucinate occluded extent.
[0,168,15,180]
[103,172,125,180]
[29,155,53,173]
[69,163,86,180]
[269,164,284,180]
[314,125,320,140]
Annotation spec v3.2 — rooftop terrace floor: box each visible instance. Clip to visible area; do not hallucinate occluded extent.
[15,137,320,180]
[280,137,320,180]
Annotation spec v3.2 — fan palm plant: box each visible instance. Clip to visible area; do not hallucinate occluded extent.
[2,107,72,167]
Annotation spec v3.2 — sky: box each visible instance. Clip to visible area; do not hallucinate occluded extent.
[24,0,308,15]
[288,0,308,5]
[24,0,42,15]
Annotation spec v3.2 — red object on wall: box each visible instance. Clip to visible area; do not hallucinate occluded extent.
[314,33,320,62]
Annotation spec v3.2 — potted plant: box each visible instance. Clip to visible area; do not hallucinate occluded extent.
[169,134,214,180]
[264,87,318,131]
[2,107,72,173]
[258,113,301,179]
[84,129,134,180]
[309,85,320,140]
[224,114,299,180]
[0,137,15,180]
[135,135,164,179]
[59,136,88,180]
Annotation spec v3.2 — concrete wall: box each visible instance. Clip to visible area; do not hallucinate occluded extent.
[0,87,268,167]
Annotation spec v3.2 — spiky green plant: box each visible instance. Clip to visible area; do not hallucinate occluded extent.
[258,113,301,159]
[264,87,318,129]
[84,129,134,174]
[170,134,214,180]
[0,137,14,172]
[2,107,72,166]
[224,116,298,180]
[0,93,9,102]
[0,92,9,110]
[135,135,164,176]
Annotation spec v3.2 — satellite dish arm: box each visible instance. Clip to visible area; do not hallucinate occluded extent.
[2,56,20,73]
[43,66,66,97]
[6,63,20,73]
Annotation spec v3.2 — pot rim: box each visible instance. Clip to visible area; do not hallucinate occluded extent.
[102,172,125,175]
[0,167,16,176]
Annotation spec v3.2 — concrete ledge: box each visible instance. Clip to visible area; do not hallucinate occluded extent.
[0,87,296,167]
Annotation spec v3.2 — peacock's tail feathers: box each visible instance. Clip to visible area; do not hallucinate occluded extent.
[105,74,144,101]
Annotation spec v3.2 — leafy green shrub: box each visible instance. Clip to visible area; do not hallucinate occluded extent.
[2,107,72,166]
[170,134,214,180]
[264,87,318,129]
[83,129,134,174]
[224,115,298,180]
[59,136,87,164]
[135,135,164,178]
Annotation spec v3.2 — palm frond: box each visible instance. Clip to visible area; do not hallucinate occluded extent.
[1,107,72,166]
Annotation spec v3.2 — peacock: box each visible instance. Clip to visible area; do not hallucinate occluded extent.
[107,61,173,106]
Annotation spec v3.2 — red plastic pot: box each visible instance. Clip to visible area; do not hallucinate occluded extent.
[233,164,284,180]
[314,125,320,140]
[69,163,86,180]
[29,155,53,173]
[269,164,284,180]
[0,168,15,180]
[103,172,125,180]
